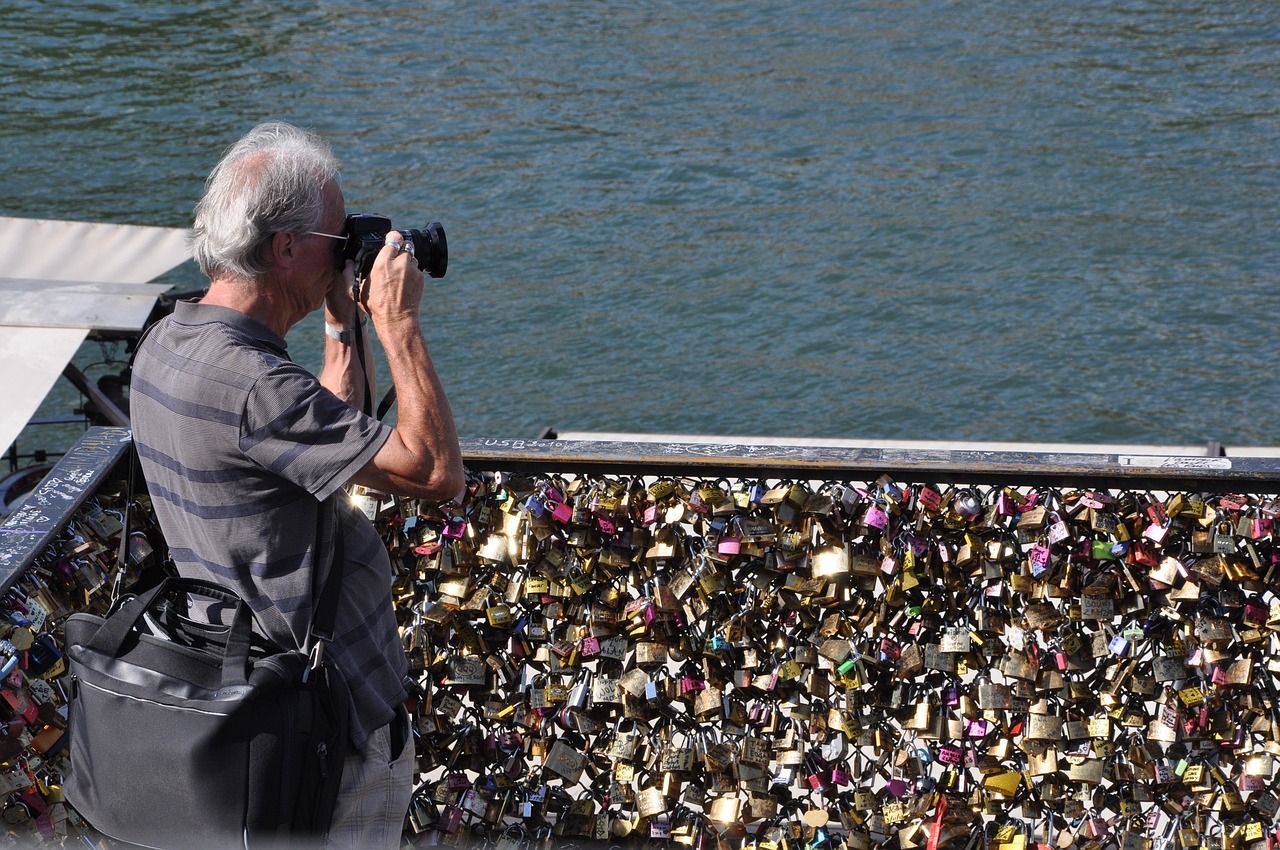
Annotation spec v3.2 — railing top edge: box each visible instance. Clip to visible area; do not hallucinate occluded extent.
[0,426,131,592]
[460,437,1280,491]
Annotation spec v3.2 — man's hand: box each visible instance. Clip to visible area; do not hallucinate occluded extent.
[324,261,361,328]
[365,232,425,331]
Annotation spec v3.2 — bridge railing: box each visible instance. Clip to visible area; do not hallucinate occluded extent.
[5,427,1280,849]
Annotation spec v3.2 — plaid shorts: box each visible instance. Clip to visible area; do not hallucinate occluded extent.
[326,707,415,849]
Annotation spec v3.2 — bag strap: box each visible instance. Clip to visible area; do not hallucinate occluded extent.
[303,497,346,680]
[109,316,167,614]
[106,441,139,614]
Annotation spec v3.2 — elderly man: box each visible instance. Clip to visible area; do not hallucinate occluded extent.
[130,121,464,847]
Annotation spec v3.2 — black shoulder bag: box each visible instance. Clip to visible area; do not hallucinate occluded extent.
[64,497,351,850]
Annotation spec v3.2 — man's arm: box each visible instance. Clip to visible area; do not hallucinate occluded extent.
[348,234,464,503]
[319,265,376,409]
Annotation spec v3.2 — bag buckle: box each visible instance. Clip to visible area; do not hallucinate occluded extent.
[303,636,329,684]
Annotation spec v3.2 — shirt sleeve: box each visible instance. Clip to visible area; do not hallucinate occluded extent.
[240,362,393,502]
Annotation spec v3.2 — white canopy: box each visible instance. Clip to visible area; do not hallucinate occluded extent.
[0,216,193,455]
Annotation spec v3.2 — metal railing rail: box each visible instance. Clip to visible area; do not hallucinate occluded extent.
[461,436,1280,491]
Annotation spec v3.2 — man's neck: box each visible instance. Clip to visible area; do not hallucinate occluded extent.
[200,275,296,338]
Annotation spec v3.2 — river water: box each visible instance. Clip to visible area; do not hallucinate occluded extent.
[2,0,1278,455]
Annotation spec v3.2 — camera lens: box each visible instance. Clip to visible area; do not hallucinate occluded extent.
[407,222,448,279]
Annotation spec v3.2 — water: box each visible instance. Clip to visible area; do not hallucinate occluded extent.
[2,0,1278,459]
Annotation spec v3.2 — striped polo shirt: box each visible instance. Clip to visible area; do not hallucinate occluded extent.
[130,300,406,751]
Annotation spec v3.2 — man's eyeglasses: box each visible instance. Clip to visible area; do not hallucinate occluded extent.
[305,231,348,270]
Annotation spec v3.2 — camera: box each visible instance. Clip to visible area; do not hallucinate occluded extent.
[340,213,448,281]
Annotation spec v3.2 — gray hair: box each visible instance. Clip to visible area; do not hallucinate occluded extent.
[190,121,341,281]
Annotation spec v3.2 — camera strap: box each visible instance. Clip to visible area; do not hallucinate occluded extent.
[350,276,397,422]
[376,386,397,421]
[350,277,375,418]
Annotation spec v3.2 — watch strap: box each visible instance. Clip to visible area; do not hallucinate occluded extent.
[325,321,356,344]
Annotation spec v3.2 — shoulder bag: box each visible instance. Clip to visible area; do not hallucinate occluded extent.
[64,498,350,850]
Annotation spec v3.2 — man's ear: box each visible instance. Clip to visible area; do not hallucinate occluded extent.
[270,231,298,270]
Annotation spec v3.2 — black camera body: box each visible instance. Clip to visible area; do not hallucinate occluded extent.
[341,213,448,281]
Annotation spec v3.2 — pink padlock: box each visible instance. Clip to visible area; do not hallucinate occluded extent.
[863,506,888,530]
[1029,544,1051,575]
[1245,601,1268,624]
[718,536,741,556]
[439,807,463,834]
[917,486,942,512]
[680,676,706,694]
